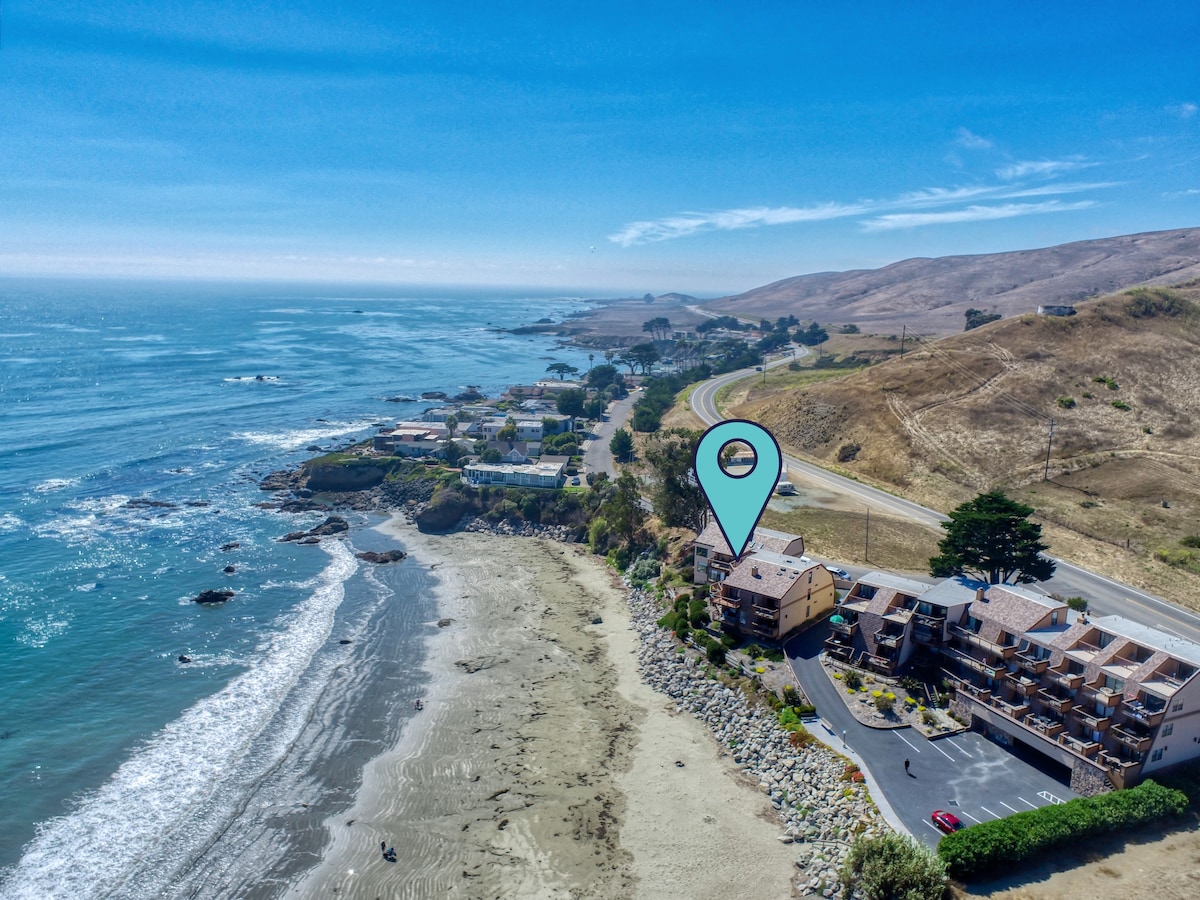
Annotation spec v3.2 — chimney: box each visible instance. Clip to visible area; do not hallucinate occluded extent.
[751,565,760,577]
[975,587,987,603]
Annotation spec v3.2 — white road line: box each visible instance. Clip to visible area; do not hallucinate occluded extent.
[947,739,973,757]
[894,731,921,752]
[999,801,1021,814]
[930,741,955,760]
[1158,623,1185,638]
[979,805,1001,819]
[1019,796,1038,809]
[924,820,943,834]
[960,811,984,825]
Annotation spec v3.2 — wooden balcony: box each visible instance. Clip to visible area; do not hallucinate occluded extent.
[1047,669,1084,691]
[829,618,858,636]
[911,624,943,645]
[951,624,1018,659]
[874,631,903,649]
[866,655,896,675]
[1036,688,1074,714]
[712,593,739,610]
[1123,703,1165,728]
[1109,724,1152,753]
[824,641,853,662]
[1004,671,1039,697]
[1080,683,1122,707]
[1072,708,1112,731]
[753,605,779,621]
[1028,715,1065,738]
[991,695,1030,720]
[914,611,945,628]
[1014,652,1049,676]
[947,647,1003,680]
[1059,732,1101,758]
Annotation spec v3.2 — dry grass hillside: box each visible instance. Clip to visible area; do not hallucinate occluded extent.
[741,284,1200,605]
[707,227,1200,335]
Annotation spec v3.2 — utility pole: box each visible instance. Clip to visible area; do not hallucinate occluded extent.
[864,506,870,562]
[899,324,906,359]
[1043,419,1056,481]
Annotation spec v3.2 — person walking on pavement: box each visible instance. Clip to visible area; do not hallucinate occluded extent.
[904,757,910,775]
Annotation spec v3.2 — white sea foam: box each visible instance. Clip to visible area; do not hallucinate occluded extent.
[233,420,376,451]
[32,477,81,494]
[0,514,22,533]
[0,541,357,899]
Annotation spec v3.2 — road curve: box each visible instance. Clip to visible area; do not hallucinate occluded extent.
[689,355,1200,643]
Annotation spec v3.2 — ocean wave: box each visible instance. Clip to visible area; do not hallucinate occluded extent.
[0,514,22,533]
[0,541,357,899]
[233,420,376,452]
[32,477,82,494]
[222,375,282,383]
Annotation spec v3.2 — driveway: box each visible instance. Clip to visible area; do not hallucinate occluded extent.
[784,627,1079,846]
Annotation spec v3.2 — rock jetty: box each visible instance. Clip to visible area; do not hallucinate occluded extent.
[626,585,884,897]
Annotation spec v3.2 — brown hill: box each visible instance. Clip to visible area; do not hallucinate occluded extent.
[707,227,1200,335]
[744,284,1200,601]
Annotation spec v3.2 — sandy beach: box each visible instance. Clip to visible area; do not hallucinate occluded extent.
[291,521,797,898]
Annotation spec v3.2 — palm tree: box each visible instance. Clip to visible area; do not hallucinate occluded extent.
[445,414,458,441]
[588,353,594,372]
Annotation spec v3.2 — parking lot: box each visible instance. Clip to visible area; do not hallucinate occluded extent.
[788,629,1079,847]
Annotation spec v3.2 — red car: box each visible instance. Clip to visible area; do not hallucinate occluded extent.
[931,810,964,834]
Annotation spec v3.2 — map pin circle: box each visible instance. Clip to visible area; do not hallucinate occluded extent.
[693,420,782,560]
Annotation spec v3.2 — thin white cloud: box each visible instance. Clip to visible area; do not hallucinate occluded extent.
[861,200,1095,232]
[954,127,992,149]
[995,158,1096,180]
[607,203,867,247]
[1166,102,1198,119]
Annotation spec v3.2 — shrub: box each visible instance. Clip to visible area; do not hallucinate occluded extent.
[1065,596,1089,612]
[837,442,861,462]
[783,684,803,706]
[937,779,1188,881]
[922,710,938,726]
[1182,535,1200,549]
[899,675,922,694]
[627,557,661,587]
[843,670,863,691]
[1056,396,1076,409]
[842,833,948,900]
[706,642,726,665]
[1112,399,1131,411]
[874,693,895,713]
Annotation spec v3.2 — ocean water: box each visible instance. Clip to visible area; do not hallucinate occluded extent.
[0,279,594,897]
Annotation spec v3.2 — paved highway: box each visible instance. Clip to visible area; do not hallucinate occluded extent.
[689,355,1200,644]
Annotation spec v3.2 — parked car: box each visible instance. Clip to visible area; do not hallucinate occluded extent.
[569,476,581,486]
[825,565,850,580]
[931,810,964,833]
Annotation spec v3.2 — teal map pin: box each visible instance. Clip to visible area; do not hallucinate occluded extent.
[693,420,782,560]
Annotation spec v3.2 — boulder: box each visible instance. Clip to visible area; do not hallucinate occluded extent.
[354,549,407,564]
[193,589,234,604]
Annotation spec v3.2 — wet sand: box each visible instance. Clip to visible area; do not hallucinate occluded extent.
[291,522,796,898]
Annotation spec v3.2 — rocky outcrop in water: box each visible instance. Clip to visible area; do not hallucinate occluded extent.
[354,549,407,564]
[193,589,235,604]
[279,516,350,542]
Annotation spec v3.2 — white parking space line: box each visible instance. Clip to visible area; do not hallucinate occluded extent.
[979,805,1001,819]
[924,820,943,834]
[947,739,973,757]
[999,801,1021,814]
[960,811,984,825]
[894,732,921,752]
[1019,796,1038,809]
[929,741,954,760]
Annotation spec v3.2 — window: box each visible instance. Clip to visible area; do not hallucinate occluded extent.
[1162,724,1174,737]
[695,547,708,558]
[1173,700,1184,712]
[1151,748,1164,763]
[1051,610,1060,626]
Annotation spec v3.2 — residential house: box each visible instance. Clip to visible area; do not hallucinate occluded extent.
[462,455,567,489]
[691,521,805,584]
[710,550,835,642]
[373,422,450,457]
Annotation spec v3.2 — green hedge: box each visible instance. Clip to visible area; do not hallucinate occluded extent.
[937,779,1188,880]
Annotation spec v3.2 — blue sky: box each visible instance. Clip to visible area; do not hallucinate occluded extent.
[1,2,1197,294]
